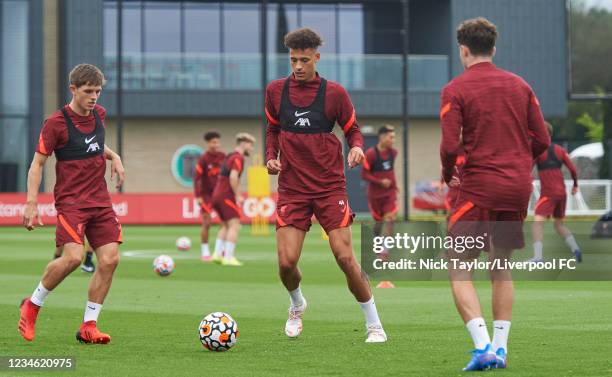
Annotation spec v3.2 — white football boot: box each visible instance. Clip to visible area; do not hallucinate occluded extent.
[285,299,307,338]
[365,324,387,343]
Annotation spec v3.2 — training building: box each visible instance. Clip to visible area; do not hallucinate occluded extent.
[0,0,567,215]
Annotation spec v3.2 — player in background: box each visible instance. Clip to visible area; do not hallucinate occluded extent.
[211,133,255,267]
[19,64,125,344]
[266,28,386,343]
[54,240,96,273]
[530,122,582,263]
[361,125,398,289]
[440,19,550,370]
[193,131,225,262]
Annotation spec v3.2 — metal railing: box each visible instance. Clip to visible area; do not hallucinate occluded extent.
[103,53,449,91]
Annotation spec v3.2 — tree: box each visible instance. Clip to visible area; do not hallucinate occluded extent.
[570,0,612,178]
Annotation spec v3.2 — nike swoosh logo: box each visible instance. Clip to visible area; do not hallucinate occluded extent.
[495,326,504,330]
[294,111,310,117]
[87,306,96,310]
[478,324,485,327]
[85,136,96,144]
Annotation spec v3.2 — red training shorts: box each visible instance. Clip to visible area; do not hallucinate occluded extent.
[56,207,122,249]
[447,198,527,252]
[534,196,566,219]
[212,196,241,222]
[276,192,355,233]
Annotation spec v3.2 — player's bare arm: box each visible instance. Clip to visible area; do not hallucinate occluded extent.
[104,145,125,189]
[23,152,48,231]
[229,169,241,202]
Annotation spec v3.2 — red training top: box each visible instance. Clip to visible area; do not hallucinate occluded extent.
[361,146,398,199]
[37,104,111,210]
[194,150,226,200]
[265,73,364,197]
[536,144,578,198]
[440,62,550,211]
[212,151,245,202]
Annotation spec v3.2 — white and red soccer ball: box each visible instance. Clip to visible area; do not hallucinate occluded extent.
[153,255,175,276]
[175,236,192,251]
[199,312,238,352]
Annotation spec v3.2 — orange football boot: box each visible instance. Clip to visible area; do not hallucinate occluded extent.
[76,321,111,344]
[18,298,41,341]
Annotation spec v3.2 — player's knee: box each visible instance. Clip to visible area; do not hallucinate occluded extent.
[335,254,356,272]
[278,261,295,275]
[99,252,120,271]
[64,254,82,270]
[278,255,298,273]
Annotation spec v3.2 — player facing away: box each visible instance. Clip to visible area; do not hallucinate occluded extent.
[211,133,255,267]
[440,19,550,370]
[530,122,582,263]
[19,64,125,344]
[265,28,386,343]
[361,125,398,289]
[193,131,225,262]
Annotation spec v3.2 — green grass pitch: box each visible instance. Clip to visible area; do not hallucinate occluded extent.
[1,223,611,376]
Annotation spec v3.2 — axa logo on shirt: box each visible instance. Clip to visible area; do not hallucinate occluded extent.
[85,135,101,153]
[294,117,311,127]
[294,110,311,128]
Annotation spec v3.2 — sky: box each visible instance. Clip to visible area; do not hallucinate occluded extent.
[578,0,612,11]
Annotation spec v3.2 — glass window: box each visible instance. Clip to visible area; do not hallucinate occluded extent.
[1,0,29,192]
[223,3,260,53]
[300,4,336,53]
[185,3,221,53]
[103,3,117,56]
[1,0,29,115]
[122,2,143,54]
[103,1,142,55]
[144,2,180,53]
[339,4,364,54]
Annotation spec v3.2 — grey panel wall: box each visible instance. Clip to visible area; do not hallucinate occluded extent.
[410,0,451,55]
[450,0,567,116]
[60,0,104,102]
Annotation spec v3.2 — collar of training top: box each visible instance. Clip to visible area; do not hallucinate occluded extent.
[291,72,321,86]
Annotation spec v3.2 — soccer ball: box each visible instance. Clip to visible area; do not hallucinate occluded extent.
[199,312,238,352]
[153,255,175,276]
[176,236,192,251]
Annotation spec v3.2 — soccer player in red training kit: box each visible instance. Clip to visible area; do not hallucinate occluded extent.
[361,125,398,289]
[19,64,125,344]
[530,122,582,263]
[265,28,386,343]
[440,19,550,370]
[211,133,255,267]
[194,131,225,262]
